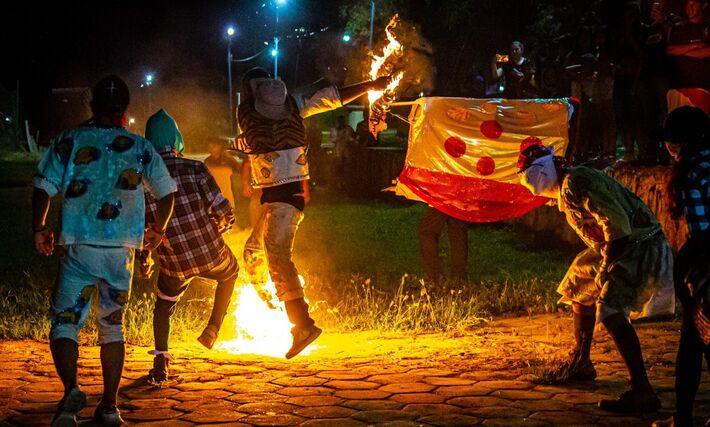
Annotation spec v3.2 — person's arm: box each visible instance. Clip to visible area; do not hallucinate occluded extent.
[143,193,175,250]
[491,56,503,80]
[200,165,235,234]
[32,188,54,256]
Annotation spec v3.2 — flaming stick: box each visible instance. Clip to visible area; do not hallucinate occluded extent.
[368,15,404,138]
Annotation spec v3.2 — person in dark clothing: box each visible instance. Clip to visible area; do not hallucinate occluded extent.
[419,207,469,282]
[667,0,710,91]
[653,106,710,427]
[491,41,539,99]
[236,68,391,358]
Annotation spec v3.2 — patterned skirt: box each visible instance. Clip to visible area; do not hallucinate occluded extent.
[557,231,675,320]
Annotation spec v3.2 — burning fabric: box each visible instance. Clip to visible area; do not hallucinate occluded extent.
[368,15,405,138]
[394,97,572,222]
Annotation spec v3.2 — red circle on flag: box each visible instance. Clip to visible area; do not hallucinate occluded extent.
[480,120,503,139]
[520,136,542,152]
[444,136,467,158]
[476,156,496,176]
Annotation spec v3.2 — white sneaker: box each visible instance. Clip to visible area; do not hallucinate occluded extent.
[51,386,87,427]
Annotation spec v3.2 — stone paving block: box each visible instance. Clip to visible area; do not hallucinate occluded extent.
[408,368,456,376]
[171,389,233,401]
[172,380,229,391]
[301,418,367,427]
[120,386,181,400]
[391,392,447,404]
[324,380,380,390]
[351,409,417,423]
[293,405,357,418]
[447,396,513,408]
[419,413,484,426]
[435,385,492,397]
[529,410,597,424]
[122,398,181,410]
[341,399,405,411]
[182,410,247,423]
[510,398,574,412]
[300,418,366,427]
[242,413,305,426]
[423,377,474,386]
[481,417,550,426]
[476,380,534,390]
[401,403,462,416]
[379,382,436,393]
[461,371,522,381]
[172,400,242,412]
[284,395,344,407]
[276,386,333,397]
[272,376,328,387]
[225,392,284,403]
[491,390,552,400]
[235,402,299,415]
[225,382,282,394]
[6,413,53,427]
[121,408,184,421]
[553,392,609,405]
[20,392,62,403]
[596,416,662,427]
[316,371,370,380]
[368,373,425,384]
[334,389,392,400]
[463,405,531,418]
[130,421,195,427]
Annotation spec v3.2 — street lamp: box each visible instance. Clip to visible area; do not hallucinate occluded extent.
[227,26,235,134]
[143,73,155,117]
[342,33,351,43]
[273,0,286,79]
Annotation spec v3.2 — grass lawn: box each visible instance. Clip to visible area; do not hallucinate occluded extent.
[0,157,577,343]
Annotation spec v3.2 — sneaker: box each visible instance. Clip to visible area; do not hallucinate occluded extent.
[599,387,661,413]
[548,352,597,382]
[148,353,169,385]
[197,324,219,350]
[285,324,322,359]
[51,386,87,427]
[93,402,125,426]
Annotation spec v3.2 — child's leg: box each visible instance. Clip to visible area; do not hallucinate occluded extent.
[50,246,99,394]
[264,203,305,305]
[244,207,269,287]
[153,275,191,353]
[675,313,705,425]
[201,249,239,332]
[96,247,135,410]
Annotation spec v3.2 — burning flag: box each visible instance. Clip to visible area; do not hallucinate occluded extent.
[368,15,404,138]
[394,97,572,222]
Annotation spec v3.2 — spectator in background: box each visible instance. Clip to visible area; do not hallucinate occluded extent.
[204,137,240,211]
[419,207,469,282]
[329,115,355,190]
[613,2,645,163]
[635,0,671,165]
[240,157,263,229]
[666,0,710,114]
[491,41,539,99]
[304,120,325,187]
[356,108,377,147]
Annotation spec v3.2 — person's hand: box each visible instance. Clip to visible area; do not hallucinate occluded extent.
[138,251,155,279]
[243,185,254,198]
[34,227,54,256]
[694,304,710,346]
[143,226,165,251]
[371,75,391,91]
[213,215,233,235]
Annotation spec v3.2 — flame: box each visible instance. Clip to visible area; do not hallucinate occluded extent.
[367,15,403,107]
[218,276,316,358]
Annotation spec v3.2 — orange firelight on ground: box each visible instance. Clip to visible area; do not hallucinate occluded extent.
[218,276,316,358]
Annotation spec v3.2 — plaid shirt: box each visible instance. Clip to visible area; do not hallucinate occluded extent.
[682,149,710,237]
[145,150,235,280]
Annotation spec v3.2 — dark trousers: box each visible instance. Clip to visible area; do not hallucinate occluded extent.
[153,249,239,352]
[419,207,469,281]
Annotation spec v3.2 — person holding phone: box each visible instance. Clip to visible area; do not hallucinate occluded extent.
[491,41,538,98]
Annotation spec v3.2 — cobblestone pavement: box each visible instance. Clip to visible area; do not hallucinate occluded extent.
[1,314,708,426]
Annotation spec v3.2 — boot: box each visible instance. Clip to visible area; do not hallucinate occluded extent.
[148,353,169,385]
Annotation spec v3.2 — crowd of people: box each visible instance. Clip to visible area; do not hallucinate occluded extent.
[493,0,710,167]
